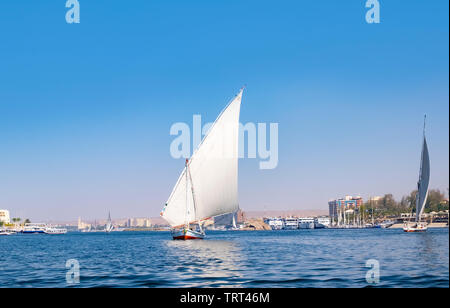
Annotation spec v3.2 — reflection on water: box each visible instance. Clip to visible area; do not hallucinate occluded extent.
[0,229,448,287]
[413,232,443,271]
[165,240,244,287]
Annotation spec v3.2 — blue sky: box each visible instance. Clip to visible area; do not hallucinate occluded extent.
[0,0,448,221]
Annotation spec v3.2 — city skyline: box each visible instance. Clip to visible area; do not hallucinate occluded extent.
[0,1,449,221]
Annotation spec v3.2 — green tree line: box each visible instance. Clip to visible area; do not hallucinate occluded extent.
[0,218,31,227]
[362,189,449,218]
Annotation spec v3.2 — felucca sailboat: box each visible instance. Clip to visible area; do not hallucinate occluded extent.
[403,116,430,232]
[161,89,243,240]
[105,211,113,233]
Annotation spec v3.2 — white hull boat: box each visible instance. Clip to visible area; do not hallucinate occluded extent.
[171,228,205,240]
[0,231,16,236]
[44,227,67,234]
[403,222,428,232]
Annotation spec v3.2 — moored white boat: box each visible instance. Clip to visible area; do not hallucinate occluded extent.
[266,218,284,230]
[284,217,299,230]
[21,223,47,234]
[379,220,395,229]
[0,230,16,236]
[21,223,67,234]
[44,227,67,234]
[314,216,330,229]
[298,217,315,229]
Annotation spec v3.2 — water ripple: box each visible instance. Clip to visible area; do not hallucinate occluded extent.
[0,229,448,288]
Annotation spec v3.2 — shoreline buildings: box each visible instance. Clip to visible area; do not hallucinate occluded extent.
[264,216,331,230]
[126,218,152,228]
[77,216,153,231]
[0,209,11,224]
[77,217,92,230]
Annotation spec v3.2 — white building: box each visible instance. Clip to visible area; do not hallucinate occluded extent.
[0,209,11,224]
[134,218,152,227]
[77,217,91,230]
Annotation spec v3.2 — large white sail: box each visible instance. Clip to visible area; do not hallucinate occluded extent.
[161,167,197,227]
[162,90,242,227]
[416,136,430,222]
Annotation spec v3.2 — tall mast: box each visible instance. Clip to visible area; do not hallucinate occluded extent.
[185,159,189,228]
[362,202,365,226]
[371,198,374,225]
[187,162,199,225]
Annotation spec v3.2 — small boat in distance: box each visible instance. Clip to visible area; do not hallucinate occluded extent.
[22,223,47,234]
[378,220,395,229]
[44,227,67,234]
[0,230,16,236]
[229,213,239,231]
[161,89,243,240]
[105,211,113,233]
[21,223,67,234]
[404,116,430,233]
